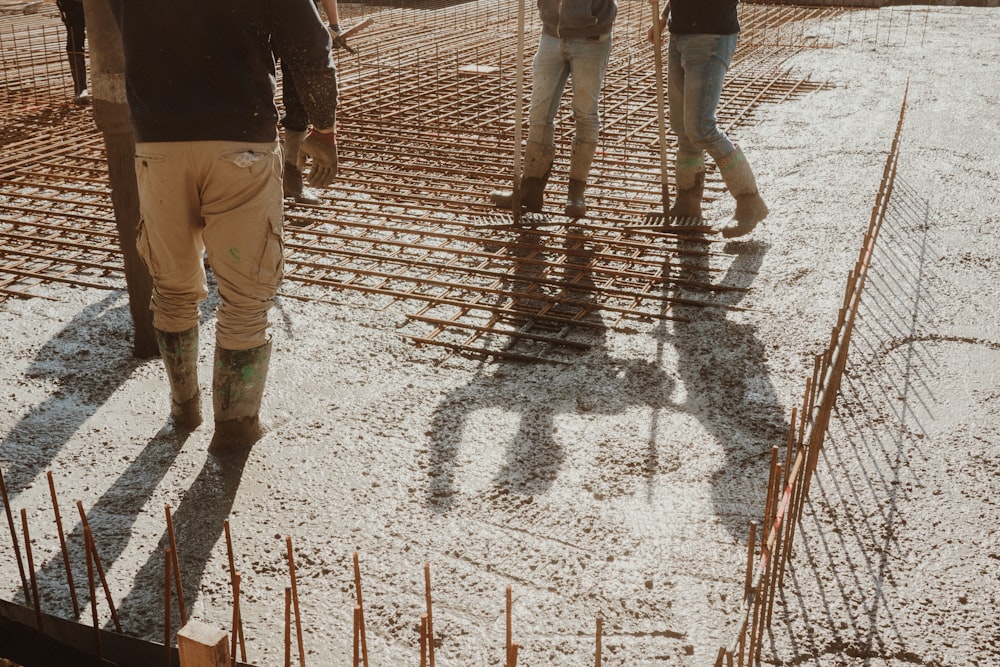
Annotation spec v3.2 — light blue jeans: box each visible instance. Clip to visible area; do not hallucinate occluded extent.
[668,33,738,161]
[528,32,613,147]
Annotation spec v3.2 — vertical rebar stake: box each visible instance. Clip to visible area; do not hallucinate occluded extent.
[164,547,172,667]
[47,471,79,617]
[0,465,29,604]
[353,551,369,667]
[286,536,306,667]
[165,504,186,625]
[20,509,41,629]
[594,616,602,667]
[424,561,435,667]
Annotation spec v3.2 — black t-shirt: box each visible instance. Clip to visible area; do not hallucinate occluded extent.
[669,0,739,35]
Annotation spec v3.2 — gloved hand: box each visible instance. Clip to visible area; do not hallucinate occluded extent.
[328,23,348,51]
[300,129,338,187]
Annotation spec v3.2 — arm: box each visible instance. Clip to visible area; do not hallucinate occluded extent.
[647,0,670,45]
[319,0,340,29]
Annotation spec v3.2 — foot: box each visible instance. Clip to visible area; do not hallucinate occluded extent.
[719,193,768,238]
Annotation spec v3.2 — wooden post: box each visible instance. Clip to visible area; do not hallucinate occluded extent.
[178,619,229,667]
[80,0,157,358]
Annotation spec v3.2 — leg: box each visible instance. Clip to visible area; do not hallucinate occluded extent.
[198,141,284,451]
[564,34,612,217]
[278,60,321,204]
[134,142,210,426]
[489,34,565,212]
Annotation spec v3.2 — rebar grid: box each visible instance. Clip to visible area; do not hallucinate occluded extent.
[2,1,847,362]
[715,84,909,667]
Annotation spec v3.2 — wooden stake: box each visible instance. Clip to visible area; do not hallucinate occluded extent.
[165,505,186,625]
[424,561,435,667]
[76,501,121,632]
[286,536,306,667]
[177,619,229,667]
[20,509,42,629]
[352,551,368,667]
[47,471,79,617]
[0,465,30,604]
[510,642,519,667]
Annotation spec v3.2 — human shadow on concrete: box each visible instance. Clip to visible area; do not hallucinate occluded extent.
[671,238,789,539]
[12,424,189,618]
[109,448,250,640]
[427,228,675,511]
[0,293,148,503]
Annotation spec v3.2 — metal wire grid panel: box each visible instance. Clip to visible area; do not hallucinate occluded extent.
[1,1,838,363]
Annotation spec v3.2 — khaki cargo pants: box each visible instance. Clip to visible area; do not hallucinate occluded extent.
[135,140,284,351]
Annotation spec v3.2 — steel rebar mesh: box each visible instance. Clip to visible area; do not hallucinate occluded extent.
[1,1,876,362]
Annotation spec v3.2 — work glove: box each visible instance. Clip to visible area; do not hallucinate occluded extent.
[328,23,348,51]
[300,129,338,187]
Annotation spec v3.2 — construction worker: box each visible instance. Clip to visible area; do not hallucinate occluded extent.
[109,0,339,452]
[280,0,346,204]
[55,0,89,104]
[491,0,618,219]
[649,0,768,237]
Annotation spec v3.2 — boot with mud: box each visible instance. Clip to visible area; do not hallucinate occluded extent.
[717,145,768,238]
[282,129,322,205]
[668,150,705,220]
[209,340,272,453]
[564,140,597,218]
[490,141,555,213]
[155,326,202,430]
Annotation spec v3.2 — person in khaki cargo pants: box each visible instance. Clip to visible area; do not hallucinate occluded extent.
[111,0,340,452]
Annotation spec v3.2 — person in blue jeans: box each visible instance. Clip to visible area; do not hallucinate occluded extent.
[492,0,617,219]
[650,0,768,237]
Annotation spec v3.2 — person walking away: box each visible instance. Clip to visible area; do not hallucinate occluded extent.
[649,0,768,237]
[491,0,617,219]
[109,0,340,452]
[280,0,346,204]
[56,0,89,104]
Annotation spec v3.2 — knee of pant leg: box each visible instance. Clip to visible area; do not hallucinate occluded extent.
[572,114,600,145]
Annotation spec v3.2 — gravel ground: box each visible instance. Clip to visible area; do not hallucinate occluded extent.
[1,4,998,666]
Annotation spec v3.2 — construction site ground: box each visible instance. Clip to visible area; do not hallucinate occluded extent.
[1,2,998,666]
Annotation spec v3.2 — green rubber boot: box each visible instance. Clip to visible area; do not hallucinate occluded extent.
[155,327,203,430]
[209,340,272,453]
